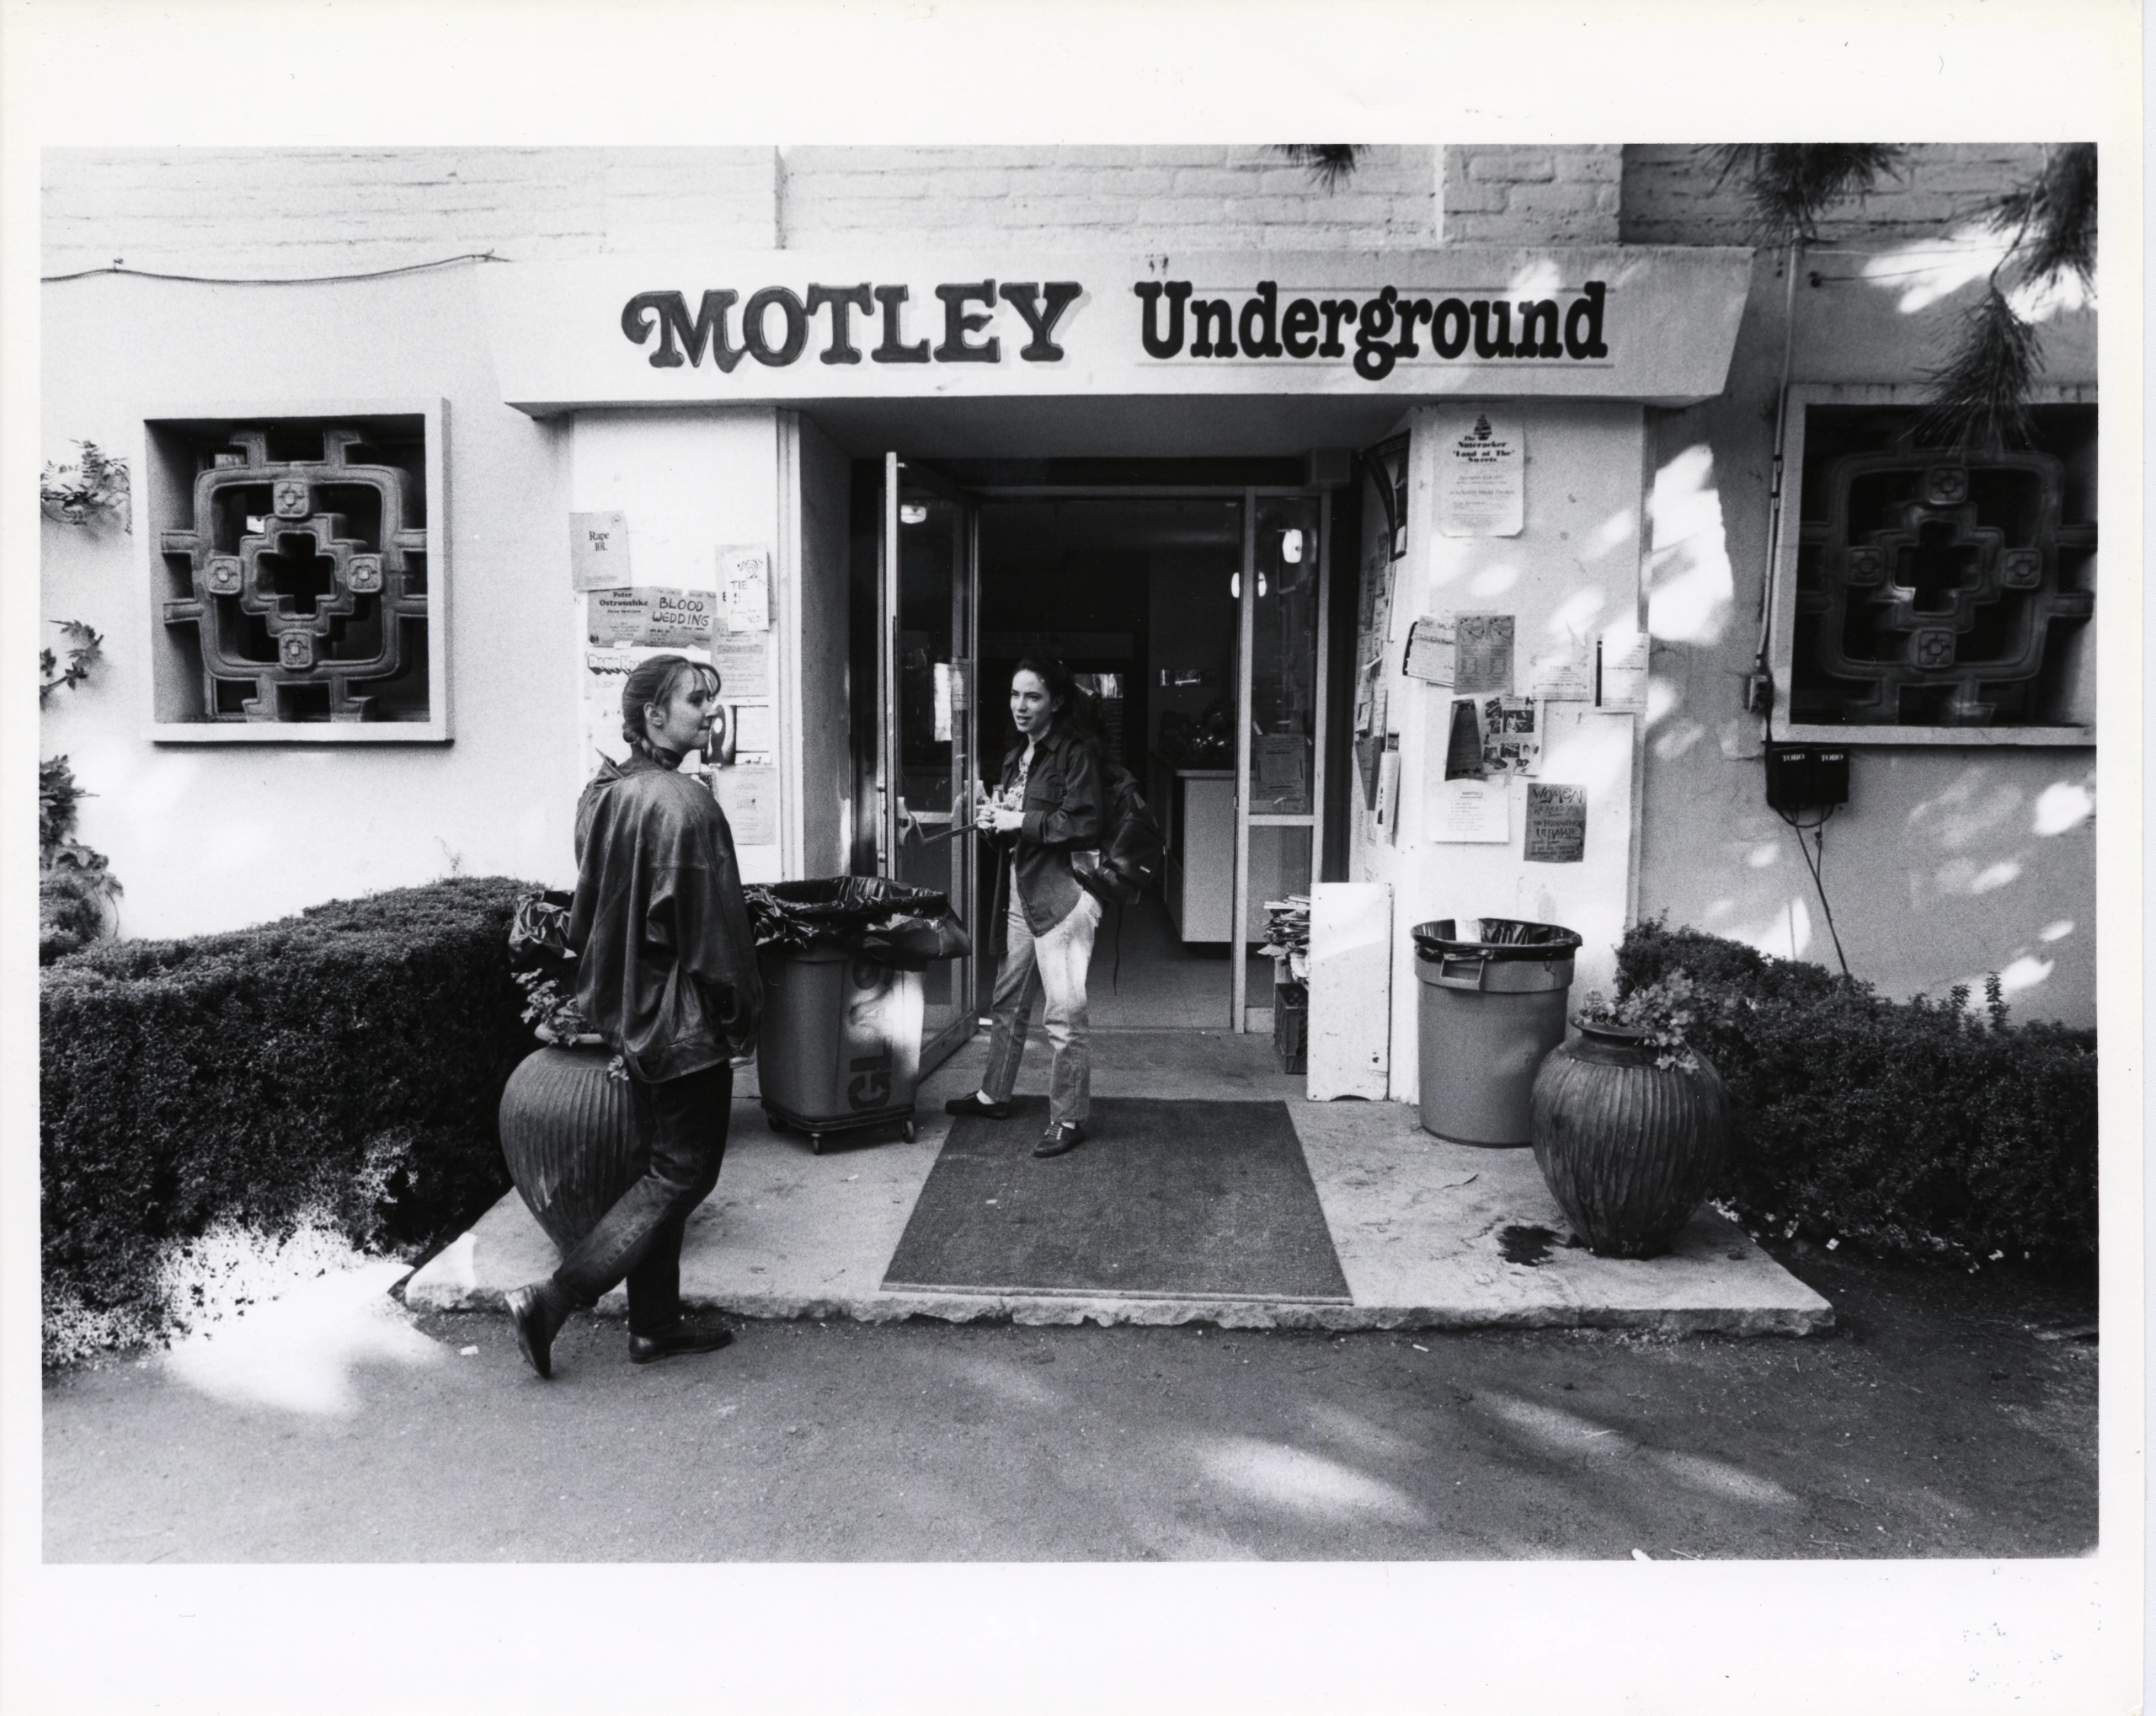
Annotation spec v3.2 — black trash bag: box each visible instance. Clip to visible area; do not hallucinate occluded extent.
[510,888,577,971]
[744,876,972,971]
[1411,917,1582,961]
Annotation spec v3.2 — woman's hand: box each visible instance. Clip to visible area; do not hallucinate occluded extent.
[990,805,1024,835]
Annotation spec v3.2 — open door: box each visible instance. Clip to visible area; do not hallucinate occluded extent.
[876,453,981,1072]
[1232,490,1331,1032]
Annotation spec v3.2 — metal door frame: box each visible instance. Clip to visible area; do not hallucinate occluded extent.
[878,453,981,1073]
[879,473,1330,1041]
[1230,489,1331,1034]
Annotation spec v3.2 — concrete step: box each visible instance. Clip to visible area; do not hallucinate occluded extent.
[407,1029,1831,1336]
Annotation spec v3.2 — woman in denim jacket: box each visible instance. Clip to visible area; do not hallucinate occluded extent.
[945,657,1105,1157]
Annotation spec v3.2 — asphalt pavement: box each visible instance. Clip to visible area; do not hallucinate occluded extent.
[43,1246,2095,1564]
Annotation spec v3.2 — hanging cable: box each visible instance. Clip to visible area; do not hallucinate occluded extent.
[40,250,510,286]
[1775,802,1852,981]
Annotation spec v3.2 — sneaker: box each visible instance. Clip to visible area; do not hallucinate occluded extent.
[628,1317,735,1366]
[944,1092,1014,1120]
[1033,1121,1085,1158]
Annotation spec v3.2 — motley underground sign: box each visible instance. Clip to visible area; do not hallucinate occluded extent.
[478,249,1755,409]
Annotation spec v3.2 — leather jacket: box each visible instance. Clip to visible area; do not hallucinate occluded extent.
[568,753,762,1083]
[988,725,1104,938]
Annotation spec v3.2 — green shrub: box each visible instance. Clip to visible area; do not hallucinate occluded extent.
[40,875,540,1363]
[1615,919,2098,1268]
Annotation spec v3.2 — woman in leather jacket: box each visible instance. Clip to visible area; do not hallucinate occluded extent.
[945,658,1105,1157]
[505,654,761,1379]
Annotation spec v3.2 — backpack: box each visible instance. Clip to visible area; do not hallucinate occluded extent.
[1073,762,1165,906]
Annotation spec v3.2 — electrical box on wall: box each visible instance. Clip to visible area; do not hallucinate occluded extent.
[1764,744,1850,811]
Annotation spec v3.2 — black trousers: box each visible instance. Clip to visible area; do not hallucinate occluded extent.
[546,1061,733,1335]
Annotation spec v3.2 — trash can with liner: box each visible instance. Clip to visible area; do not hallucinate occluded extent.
[1412,917,1582,1146]
[746,878,970,1152]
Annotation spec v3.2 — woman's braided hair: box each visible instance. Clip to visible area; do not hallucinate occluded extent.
[620,654,720,762]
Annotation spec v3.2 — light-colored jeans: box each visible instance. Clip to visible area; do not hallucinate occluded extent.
[981,885,1102,1127]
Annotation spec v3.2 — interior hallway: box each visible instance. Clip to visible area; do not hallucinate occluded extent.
[1077,892,1275,1031]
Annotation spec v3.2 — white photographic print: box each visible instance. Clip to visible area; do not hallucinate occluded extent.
[8,9,2137,1716]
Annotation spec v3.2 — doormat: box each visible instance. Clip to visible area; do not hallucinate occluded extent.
[882,1098,1352,1303]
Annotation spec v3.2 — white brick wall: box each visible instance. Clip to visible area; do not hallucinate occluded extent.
[45,145,1447,276]
[43,147,780,275]
[1442,146,1621,244]
[779,145,1440,250]
[1620,143,2057,244]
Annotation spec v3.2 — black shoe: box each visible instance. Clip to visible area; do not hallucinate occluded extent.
[944,1092,1013,1120]
[629,1317,735,1365]
[1033,1121,1085,1158]
[505,1285,562,1380]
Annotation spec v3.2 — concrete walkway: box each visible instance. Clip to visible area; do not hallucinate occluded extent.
[406,1029,1831,1334]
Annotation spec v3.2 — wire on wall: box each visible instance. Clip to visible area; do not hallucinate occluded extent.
[1775,802,1853,981]
[40,251,510,286]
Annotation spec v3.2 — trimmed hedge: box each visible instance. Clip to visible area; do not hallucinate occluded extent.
[1615,921,2098,1268]
[41,876,540,1362]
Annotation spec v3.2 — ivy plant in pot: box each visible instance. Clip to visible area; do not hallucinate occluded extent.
[496,893,644,1254]
[1529,975,1732,1259]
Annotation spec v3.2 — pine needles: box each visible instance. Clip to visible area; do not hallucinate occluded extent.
[1274,145,1365,192]
[1922,144,2097,450]
[1986,142,2097,289]
[1917,285,2044,451]
[1704,144,1904,242]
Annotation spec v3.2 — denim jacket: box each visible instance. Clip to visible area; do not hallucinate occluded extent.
[988,726,1103,938]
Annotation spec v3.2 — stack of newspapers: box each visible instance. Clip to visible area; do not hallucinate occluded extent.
[1262,895,1310,986]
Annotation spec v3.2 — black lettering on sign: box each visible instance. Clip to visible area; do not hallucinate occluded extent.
[1472,300,1514,359]
[1517,299,1561,357]
[1281,297,1320,358]
[744,286,809,366]
[1392,298,1434,360]
[999,281,1082,361]
[1237,281,1284,358]
[1318,299,1358,356]
[933,281,1001,362]
[1353,286,1398,380]
[1431,298,1470,359]
[1133,281,1192,358]
[1189,297,1237,358]
[1565,281,1609,359]
[872,285,931,363]
[622,290,745,372]
[807,283,874,365]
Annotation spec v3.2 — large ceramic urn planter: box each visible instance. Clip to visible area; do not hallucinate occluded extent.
[1529,1022,1729,1259]
[497,1040,643,1254]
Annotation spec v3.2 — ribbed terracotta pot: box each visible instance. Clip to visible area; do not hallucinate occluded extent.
[497,1041,643,1254]
[1529,1021,1729,1259]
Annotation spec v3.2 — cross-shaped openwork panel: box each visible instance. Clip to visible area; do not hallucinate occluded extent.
[1783,401,2095,736]
[147,410,445,739]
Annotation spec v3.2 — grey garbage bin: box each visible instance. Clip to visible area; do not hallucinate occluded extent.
[1412,917,1581,1146]
[756,944,924,1152]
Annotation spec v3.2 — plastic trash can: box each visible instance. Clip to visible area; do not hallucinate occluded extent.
[1412,917,1582,1146]
[755,944,923,1152]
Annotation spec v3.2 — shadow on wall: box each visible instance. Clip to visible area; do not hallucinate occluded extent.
[1639,436,2096,1024]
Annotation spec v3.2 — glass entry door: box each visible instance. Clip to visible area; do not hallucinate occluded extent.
[1232,490,1330,1032]
[877,454,979,1072]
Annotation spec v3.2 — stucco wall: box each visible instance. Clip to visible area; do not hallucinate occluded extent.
[40,268,584,934]
[1632,244,2098,1028]
[1349,401,1647,1103]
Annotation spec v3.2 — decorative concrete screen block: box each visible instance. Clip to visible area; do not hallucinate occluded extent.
[147,404,449,741]
[1785,401,2095,735]
[1306,882,1391,1101]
